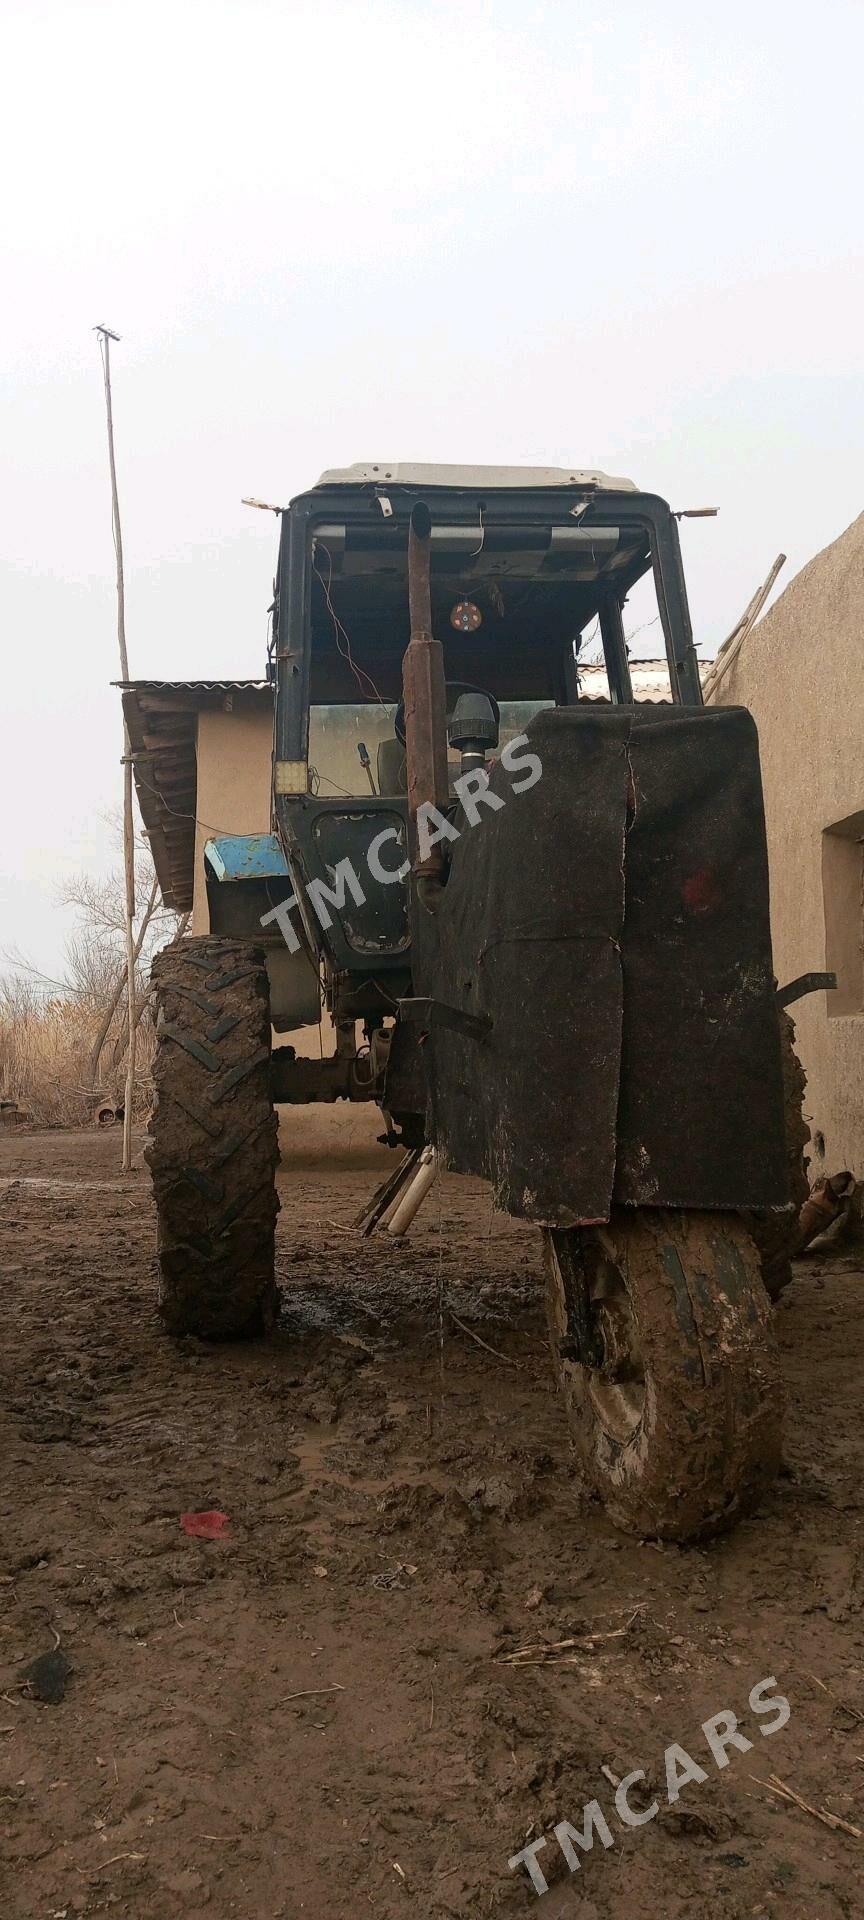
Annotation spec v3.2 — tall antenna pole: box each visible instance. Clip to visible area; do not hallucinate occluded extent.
[95,325,137,1172]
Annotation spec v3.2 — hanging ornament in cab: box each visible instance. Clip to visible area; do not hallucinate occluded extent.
[450,599,482,632]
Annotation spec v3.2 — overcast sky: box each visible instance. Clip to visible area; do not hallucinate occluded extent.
[2,0,862,974]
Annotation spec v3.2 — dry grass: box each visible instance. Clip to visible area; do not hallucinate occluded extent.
[0,976,157,1129]
[0,843,181,1130]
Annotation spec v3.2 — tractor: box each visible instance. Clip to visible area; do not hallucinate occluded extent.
[146,463,798,1542]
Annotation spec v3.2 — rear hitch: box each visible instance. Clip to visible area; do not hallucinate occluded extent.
[397,995,492,1042]
[776,970,836,1008]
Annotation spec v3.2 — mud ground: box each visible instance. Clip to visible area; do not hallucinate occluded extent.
[1,1118,863,1920]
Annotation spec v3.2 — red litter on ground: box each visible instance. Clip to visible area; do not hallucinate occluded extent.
[180,1510,230,1539]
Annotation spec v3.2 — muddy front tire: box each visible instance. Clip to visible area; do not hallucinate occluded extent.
[146,937,280,1339]
[545,1209,782,1542]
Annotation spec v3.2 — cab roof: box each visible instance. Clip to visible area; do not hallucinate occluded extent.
[313,461,638,492]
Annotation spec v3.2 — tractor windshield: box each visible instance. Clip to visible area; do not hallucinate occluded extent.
[301,509,655,794]
[309,699,552,799]
[273,483,702,786]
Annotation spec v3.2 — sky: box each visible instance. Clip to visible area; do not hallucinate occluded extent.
[2,0,863,975]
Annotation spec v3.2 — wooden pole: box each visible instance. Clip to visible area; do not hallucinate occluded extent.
[95,325,137,1172]
[87,872,159,1088]
[702,554,786,702]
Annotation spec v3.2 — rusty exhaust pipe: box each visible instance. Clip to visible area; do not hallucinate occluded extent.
[403,503,449,877]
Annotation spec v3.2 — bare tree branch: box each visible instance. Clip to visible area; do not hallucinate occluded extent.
[110,909,189,1071]
[88,872,159,1086]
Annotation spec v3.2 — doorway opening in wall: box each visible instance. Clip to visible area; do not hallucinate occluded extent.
[822,811,864,1016]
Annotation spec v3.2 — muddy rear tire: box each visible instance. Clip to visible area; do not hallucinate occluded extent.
[545,1209,782,1542]
[146,936,280,1339]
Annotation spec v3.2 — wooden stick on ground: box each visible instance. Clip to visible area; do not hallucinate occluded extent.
[282,1684,345,1702]
[805,1671,864,1724]
[449,1313,519,1367]
[753,1772,864,1840]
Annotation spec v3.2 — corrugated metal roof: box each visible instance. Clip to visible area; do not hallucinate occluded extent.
[116,678,271,694]
[577,660,675,703]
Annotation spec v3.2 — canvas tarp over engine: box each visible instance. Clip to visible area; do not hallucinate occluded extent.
[408,705,787,1224]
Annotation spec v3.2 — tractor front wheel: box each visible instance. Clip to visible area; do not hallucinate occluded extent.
[146,936,280,1339]
[544,1209,782,1542]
